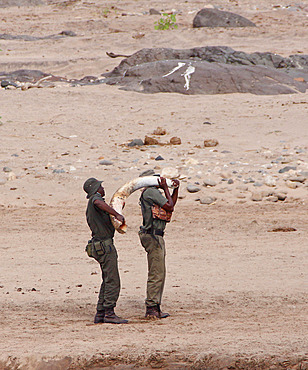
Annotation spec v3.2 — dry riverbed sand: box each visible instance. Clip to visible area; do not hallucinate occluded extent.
[0,0,307,368]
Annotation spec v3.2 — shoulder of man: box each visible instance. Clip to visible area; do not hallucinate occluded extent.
[143,187,167,207]
[90,193,104,204]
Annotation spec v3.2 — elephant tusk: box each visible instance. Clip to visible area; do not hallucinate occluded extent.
[110,176,175,233]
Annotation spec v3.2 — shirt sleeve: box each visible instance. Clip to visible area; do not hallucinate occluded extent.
[143,187,167,208]
[91,193,102,205]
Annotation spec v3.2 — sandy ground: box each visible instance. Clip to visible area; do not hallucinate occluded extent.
[0,0,308,368]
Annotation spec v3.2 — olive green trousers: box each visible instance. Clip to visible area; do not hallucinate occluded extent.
[90,239,120,311]
[138,232,166,307]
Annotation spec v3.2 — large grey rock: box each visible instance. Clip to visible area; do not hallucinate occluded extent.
[103,47,307,95]
[104,46,308,79]
[106,59,305,95]
[193,8,256,28]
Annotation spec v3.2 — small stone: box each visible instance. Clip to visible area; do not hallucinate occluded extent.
[3,167,11,172]
[204,139,219,147]
[276,193,287,201]
[236,193,246,199]
[227,179,234,184]
[128,139,144,147]
[244,177,255,184]
[7,172,16,181]
[278,166,297,173]
[99,160,113,166]
[236,185,248,191]
[266,196,278,202]
[285,180,298,189]
[264,176,276,187]
[170,137,181,145]
[139,169,155,177]
[184,158,199,166]
[288,176,306,183]
[261,190,272,197]
[200,196,216,204]
[53,169,65,173]
[187,184,201,193]
[220,172,230,179]
[153,127,166,135]
[203,179,217,187]
[0,178,6,185]
[69,166,76,171]
[149,8,161,15]
[161,167,179,179]
[90,143,99,149]
[155,155,164,161]
[144,135,159,145]
[251,193,263,201]
[253,182,263,187]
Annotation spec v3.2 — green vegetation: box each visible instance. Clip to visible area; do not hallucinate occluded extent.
[154,13,178,30]
[102,7,110,17]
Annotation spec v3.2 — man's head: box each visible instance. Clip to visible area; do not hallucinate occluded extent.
[83,177,104,198]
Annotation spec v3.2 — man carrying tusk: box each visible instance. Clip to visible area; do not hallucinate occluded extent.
[139,176,180,319]
[83,177,128,324]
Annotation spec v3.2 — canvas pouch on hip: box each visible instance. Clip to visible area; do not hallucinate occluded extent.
[85,238,113,258]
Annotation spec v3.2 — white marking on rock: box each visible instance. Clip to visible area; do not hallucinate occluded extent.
[181,64,195,90]
[163,62,186,77]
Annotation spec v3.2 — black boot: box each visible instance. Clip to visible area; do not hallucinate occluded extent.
[145,304,170,319]
[104,307,128,324]
[94,309,105,324]
[157,304,170,319]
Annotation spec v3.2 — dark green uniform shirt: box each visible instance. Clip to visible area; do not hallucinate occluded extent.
[86,193,115,241]
[140,187,167,232]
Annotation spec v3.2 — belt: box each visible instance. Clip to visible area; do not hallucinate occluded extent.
[140,228,164,237]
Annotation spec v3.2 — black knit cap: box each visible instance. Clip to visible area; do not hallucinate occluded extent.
[83,177,103,199]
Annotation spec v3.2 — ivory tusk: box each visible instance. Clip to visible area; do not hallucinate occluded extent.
[110,176,174,233]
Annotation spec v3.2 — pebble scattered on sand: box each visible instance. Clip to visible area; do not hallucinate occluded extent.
[128,139,144,147]
[99,160,113,166]
[187,184,201,193]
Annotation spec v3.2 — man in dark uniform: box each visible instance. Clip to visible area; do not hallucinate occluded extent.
[139,176,179,319]
[83,177,128,324]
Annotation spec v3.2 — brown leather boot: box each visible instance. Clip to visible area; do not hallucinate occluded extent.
[157,304,170,318]
[145,304,170,319]
[104,307,128,324]
[94,309,105,324]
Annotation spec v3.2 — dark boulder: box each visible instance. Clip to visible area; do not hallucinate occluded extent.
[102,47,307,95]
[193,8,256,28]
[103,46,308,81]
[105,59,306,95]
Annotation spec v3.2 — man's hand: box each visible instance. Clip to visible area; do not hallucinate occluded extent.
[172,179,180,188]
[158,177,168,189]
[116,214,125,225]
